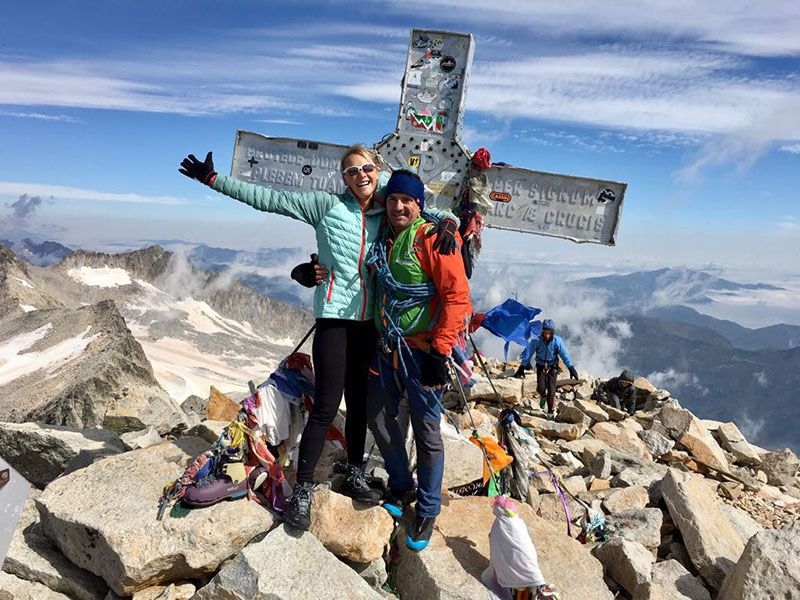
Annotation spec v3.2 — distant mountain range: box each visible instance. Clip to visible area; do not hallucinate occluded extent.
[579,267,783,310]
[4,240,798,451]
[0,238,73,266]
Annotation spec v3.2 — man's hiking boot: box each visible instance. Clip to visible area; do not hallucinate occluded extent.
[182,473,248,508]
[406,515,435,552]
[382,488,416,519]
[342,463,382,504]
[284,480,314,531]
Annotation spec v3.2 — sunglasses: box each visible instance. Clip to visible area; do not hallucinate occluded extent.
[342,163,377,177]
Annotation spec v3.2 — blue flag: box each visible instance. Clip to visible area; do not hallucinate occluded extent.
[480,298,542,361]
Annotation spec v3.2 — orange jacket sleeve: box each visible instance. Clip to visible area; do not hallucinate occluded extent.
[415,225,472,356]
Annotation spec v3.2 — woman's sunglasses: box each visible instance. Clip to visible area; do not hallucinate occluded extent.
[342,163,377,177]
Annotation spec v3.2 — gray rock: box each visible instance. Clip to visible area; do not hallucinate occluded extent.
[592,537,654,595]
[36,438,277,596]
[759,448,799,487]
[192,526,383,599]
[591,451,612,479]
[717,503,763,546]
[3,493,108,600]
[0,422,126,489]
[605,508,663,553]
[660,470,744,591]
[717,422,762,467]
[0,571,73,599]
[119,426,163,450]
[638,429,675,459]
[717,523,800,600]
[633,559,711,600]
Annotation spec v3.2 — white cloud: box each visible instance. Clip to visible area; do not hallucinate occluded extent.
[646,368,709,396]
[778,217,800,231]
[0,182,189,205]
[0,110,79,122]
[754,371,768,387]
[781,143,800,153]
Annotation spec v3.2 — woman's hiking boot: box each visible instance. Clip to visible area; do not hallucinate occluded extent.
[182,472,248,508]
[381,488,416,519]
[342,463,382,504]
[406,515,435,552]
[284,480,314,531]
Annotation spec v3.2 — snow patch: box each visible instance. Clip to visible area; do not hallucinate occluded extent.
[13,277,33,289]
[19,305,36,313]
[0,325,98,386]
[67,266,132,287]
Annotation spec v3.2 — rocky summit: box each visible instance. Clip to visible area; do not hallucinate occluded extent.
[1,243,799,599]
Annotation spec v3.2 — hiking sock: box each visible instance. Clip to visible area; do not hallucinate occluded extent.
[284,480,314,531]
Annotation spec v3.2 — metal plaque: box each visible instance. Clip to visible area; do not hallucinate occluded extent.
[377,29,474,210]
[482,166,627,245]
[231,131,350,195]
[390,29,474,142]
[1,457,31,566]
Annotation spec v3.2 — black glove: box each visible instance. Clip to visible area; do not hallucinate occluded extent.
[513,364,528,379]
[430,218,459,255]
[291,254,319,288]
[179,151,217,185]
[569,366,579,380]
[419,349,449,387]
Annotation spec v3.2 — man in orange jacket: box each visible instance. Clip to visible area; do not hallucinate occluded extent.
[365,170,472,552]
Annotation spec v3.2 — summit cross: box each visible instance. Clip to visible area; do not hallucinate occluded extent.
[230,28,627,246]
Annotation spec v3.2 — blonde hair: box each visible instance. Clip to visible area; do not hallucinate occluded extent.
[340,144,380,172]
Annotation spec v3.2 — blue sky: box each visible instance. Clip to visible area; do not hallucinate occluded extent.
[1,0,799,278]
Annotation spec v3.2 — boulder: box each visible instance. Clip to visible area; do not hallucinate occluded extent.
[660,470,744,591]
[678,418,730,473]
[522,416,587,441]
[192,525,384,599]
[440,421,485,488]
[0,571,73,599]
[592,537,654,595]
[470,377,522,404]
[119,426,163,450]
[592,422,652,461]
[574,399,609,422]
[602,486,649,514]
[35,438,277,596]
[717,523,800,600]
[184,420,228,445]
[0,422,126,489]
[130,583,196,600]
[604,405,630,421]
[555,401,589,425]
[759,448,799,487]
[716,422,762,466]
[3,494,108,600]
[204,387,239,422]
[638,429,675,459]
[392,496,612,600]
[309,489,393,563]
[716,503,763,546]
[633,559,711,600]
[605,508,663,554]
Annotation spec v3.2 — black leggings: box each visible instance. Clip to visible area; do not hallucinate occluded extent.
[296,318,378,483]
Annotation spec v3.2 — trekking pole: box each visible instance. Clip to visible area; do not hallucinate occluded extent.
[291,323,316,355]
[468,333,511,413]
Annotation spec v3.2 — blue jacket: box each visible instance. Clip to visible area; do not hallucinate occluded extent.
[522,320,574,368]
[211,172,456,321]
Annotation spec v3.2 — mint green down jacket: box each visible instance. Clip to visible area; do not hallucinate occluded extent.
[212,171,398,321]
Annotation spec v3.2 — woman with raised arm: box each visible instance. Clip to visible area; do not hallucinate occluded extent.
[179,146,458,531]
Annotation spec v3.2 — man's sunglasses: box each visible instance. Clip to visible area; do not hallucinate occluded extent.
[342,163,377,177]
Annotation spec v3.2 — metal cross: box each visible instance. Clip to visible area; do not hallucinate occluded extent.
[230,29,627,246]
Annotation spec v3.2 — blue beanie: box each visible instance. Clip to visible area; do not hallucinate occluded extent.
[386,170,425,209]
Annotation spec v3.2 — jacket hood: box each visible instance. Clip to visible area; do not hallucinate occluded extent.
[620,369,635,383]
[541,319,556,332]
